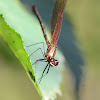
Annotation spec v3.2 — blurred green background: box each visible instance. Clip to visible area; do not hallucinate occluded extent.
[0,0,100,100]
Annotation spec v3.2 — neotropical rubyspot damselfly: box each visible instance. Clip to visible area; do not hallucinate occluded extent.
[32,0,67,83]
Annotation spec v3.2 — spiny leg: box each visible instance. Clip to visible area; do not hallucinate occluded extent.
[26,42,44,47]
[39,64,50,84]
[27,47,45,61]
[32,59,47,65]
[26,42,46,56]
[32,59,47,75]
[38,63,49,83]
[27,47,45,75]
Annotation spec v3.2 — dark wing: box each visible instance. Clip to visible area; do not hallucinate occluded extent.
[51,0,67,45]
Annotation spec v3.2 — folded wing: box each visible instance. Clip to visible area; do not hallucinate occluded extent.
[51,0,67,45]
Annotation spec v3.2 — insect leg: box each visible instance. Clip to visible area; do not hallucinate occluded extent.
[27,47,45,61]
[39,64,50,83]
[26,42,45,57]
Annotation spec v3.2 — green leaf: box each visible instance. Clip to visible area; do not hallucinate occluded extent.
[0,14,42,98]
[0,0,66,100]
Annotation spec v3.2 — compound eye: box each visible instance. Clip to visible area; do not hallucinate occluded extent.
[54,60,59,66]
[45,55,47,57]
